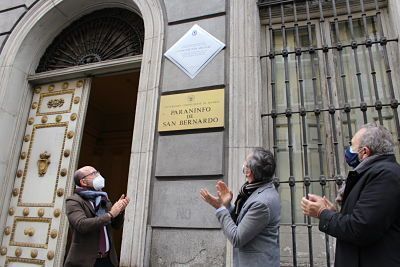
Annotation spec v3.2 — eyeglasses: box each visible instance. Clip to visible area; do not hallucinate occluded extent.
[242,164,249,174]
[81,170,99,180]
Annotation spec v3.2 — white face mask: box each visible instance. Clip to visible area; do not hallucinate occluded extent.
[92,175,105,191]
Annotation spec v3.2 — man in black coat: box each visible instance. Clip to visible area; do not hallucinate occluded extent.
[301,123,400,267]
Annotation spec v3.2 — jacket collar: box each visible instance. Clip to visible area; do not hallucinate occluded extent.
[343,154,396,204]
[353,153,395,175]
[75,193,97,215]
[244,181,274,203]
[236,182,274,222]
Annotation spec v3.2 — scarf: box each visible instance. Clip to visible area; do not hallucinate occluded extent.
[75,187,109,217]
[230,180,268,223]
[336,152,395,205]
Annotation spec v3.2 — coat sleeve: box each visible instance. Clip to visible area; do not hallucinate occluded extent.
[66,198,111,234]
[319,169,400,246]
[111,211,124,229]
[216,201,270,248]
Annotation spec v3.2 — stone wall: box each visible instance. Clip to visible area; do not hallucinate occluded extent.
[148,0,227,265]
[0,1,36,52]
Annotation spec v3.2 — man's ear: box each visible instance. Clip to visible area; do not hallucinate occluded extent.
[365,147,372,157]
[367,147,372,157]
[248,169,255,178]
[79,179,87,187]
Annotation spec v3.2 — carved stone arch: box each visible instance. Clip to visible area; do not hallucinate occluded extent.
[36,8,145,72]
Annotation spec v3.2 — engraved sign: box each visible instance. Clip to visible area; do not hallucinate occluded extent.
[164,24,225,79]
[158,89,224,132]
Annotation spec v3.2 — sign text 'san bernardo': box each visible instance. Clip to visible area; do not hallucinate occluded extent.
[158,89,224,132]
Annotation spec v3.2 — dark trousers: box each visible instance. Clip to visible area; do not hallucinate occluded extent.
[94,256,114,267]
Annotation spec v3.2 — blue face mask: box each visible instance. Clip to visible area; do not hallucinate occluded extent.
[345,147,361,168]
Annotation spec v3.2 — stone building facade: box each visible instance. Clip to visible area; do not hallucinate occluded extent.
[0,0,399,266]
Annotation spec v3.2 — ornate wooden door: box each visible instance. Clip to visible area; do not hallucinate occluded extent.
[0,79,90,267]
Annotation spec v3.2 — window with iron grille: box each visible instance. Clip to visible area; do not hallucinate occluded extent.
[259,0,399,266]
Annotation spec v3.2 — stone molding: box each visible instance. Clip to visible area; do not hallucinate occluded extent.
[28,56,142,84]
[227,0,263,265]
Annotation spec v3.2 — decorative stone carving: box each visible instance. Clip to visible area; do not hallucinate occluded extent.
[31,249,38,258]
[60,168,67,177]
[8,208,14,216]
[62,82,69,89]
[47,98,64,108]
[4,227,11,235]
[24,227,35,237]
[41,116,48,123]
[47,250,55,260]
[50,229,58,239]
[53,209,61,218]
[0,246,7,256]
[15,248,22,257]
[67,131,74,139]
[20,152,27,160]
[56,115,62,122]
[64,149,70,157]
[56,188,64,197]
[70,113,77,121]
[37,151,51,177]
[23,208,30,216]
[12,188,19,197]
[38,208,45,217]
[16,170,23,178]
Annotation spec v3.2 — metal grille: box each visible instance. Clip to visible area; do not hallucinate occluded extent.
[259,0,399,266]
[36,8,144,73]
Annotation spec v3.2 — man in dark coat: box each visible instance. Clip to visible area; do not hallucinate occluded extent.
[301,123,400,267]
[64,166,130,267]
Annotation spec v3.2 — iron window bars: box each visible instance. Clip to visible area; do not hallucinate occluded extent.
[259,0,398,266]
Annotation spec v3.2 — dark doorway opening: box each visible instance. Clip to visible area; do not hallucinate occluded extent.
[66,71,139,261]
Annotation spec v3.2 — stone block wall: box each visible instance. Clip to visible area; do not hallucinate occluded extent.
[0,1,36,52]
[149,0,227,265]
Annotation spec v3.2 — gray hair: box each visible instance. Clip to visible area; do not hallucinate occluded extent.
[247,147,276,182]
[359,122,394,155]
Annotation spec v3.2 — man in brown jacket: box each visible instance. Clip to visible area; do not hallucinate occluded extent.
[64,166,130,267]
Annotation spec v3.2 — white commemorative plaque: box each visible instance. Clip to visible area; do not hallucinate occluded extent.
[164,24,225,79]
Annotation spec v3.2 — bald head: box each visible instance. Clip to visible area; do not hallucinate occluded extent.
[74,166,97,186]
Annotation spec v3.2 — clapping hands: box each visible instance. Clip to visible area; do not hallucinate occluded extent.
[200,180,233,209]
[301,193,336,218]
[109,194,130,217]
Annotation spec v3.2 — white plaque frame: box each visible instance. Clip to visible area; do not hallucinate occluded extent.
[164,24,225,79]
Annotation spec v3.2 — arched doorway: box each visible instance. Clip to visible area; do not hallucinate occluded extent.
[0,1,164,266]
